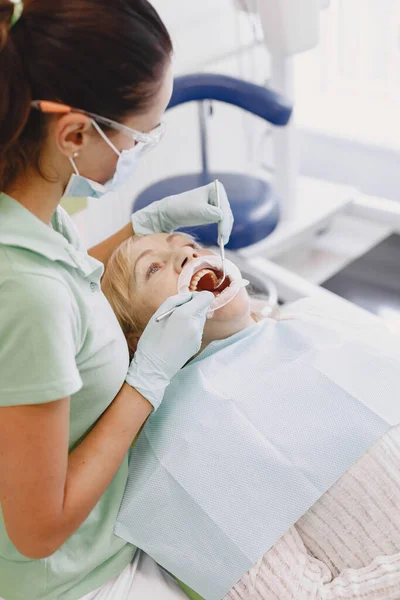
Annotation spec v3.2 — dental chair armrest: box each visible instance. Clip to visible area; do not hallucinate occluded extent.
[168,73,293,126]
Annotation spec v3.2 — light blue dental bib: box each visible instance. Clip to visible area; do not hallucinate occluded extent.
[115,313,400,600]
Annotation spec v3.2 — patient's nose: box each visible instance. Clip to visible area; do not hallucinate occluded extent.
[175,247,199,273]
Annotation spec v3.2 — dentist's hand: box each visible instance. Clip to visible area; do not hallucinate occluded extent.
[131,181,234,245]
[125,291,213,411]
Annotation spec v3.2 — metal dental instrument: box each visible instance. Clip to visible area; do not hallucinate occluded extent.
[157,180,225,323]
[156,306,177,322]
[215,179,226,286]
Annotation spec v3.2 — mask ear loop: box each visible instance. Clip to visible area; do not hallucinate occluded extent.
[69,152,80,175]
[91,120,121,156]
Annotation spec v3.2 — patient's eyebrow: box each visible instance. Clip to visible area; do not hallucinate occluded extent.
[134,249,153,278]
[134,233,196,279]
[134,235,180,276]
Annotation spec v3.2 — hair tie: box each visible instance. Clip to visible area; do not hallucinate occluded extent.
[10,1,23,27]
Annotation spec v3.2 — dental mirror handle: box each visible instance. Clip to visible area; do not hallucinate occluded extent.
[155,307,177,323]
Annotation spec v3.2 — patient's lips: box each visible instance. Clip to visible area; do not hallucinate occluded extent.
[189,269,231,296]
[178,255,249,316]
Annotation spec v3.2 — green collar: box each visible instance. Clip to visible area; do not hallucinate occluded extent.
[0,193,102,279]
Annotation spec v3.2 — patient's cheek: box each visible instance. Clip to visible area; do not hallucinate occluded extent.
[143,282,179,320]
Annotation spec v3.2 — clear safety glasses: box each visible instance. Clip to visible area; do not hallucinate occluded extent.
[30,100,166,154]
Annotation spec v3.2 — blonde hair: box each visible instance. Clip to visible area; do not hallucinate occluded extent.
[102,236,146,357]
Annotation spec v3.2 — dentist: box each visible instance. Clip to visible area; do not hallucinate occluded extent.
[0,1,232,599]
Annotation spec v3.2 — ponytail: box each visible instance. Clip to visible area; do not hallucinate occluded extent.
[0,0,31,185]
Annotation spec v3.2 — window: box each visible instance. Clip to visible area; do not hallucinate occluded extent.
[294,0,400,147]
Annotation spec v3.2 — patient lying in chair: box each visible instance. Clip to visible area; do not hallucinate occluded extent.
[102,232,400,600]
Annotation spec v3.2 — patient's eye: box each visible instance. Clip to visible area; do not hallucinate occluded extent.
[146,262,162,278]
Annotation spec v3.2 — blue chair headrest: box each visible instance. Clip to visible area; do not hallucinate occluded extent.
[168,73,292,126]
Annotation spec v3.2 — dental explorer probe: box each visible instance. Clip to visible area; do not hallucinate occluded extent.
[215,179,226,287]
[156,180,226,323]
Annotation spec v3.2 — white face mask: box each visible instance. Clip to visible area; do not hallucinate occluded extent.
[104,141,144,193]
[63,120,144,199]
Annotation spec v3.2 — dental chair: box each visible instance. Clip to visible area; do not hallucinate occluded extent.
[132,73,293,250]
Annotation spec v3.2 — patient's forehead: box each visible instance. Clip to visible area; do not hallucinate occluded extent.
[131,232,194,254]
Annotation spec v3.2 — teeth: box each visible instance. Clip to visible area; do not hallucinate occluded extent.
[189,268,220,292]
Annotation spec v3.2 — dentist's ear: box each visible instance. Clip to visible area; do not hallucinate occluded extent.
[55,113,93,158]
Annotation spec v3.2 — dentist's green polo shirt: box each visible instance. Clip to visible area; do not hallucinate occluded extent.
[0,193,135,600]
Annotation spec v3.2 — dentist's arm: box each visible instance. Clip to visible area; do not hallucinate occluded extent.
[88,222,133,267]
[0,292,213,560]
[88,181,233,266]
[0,384,152,560]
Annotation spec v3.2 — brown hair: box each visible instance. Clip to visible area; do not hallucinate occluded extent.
[0,0,172,189]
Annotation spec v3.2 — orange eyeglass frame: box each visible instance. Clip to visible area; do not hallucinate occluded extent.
[30,100,166,147]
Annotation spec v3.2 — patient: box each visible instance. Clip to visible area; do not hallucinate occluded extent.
[102,232,260,358]
[102,232,400,600]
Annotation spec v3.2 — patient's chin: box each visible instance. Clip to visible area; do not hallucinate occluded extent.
[208,289,250,322]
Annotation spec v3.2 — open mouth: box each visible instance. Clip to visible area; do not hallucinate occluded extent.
[189,268,231,297]
[178,256,249,314]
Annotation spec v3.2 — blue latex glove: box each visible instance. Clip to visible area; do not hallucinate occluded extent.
[125,291,213,410]
[131,181,234,245]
